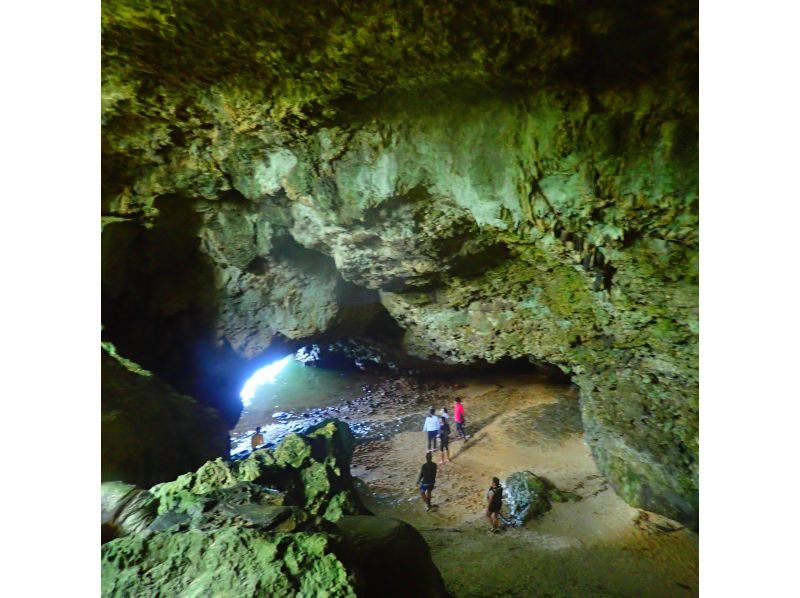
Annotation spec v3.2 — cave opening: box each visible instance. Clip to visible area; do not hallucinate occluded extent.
[239,354,293,405]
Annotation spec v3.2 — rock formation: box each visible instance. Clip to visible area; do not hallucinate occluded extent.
[503,471,581,526]
[102,1,698,527]
[101,420,447,597]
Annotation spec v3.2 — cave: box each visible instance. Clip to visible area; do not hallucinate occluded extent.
[101,1,699,595]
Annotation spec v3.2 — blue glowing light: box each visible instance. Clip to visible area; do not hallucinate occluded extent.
[240,355,292,405]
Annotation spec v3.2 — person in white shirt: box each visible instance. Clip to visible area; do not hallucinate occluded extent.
[423,408,441,452]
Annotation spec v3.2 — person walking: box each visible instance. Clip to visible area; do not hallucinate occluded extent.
[423,408,440,452]
[486,477,503,532]
[251,426,265,450]
[417,452,438,511]
[454,397,468,441]
[438,415,451,464]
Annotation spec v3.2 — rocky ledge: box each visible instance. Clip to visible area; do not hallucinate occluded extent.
[101,419,446,597]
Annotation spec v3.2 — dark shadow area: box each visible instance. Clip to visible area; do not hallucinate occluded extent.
[292,334,572,387]
[102,195,245,427]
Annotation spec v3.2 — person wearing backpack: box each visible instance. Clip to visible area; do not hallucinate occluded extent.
[486,477,503,533]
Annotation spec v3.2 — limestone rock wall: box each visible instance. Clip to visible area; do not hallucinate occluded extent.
[102,190,381,426]
[285,91,698,527]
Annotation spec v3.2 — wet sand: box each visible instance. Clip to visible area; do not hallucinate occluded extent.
[350,374,699,597]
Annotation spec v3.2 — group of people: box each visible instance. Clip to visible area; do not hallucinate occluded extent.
[422,397,469,464]
[417,397,505,532]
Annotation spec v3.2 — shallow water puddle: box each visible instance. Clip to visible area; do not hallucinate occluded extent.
[231,354,381,453]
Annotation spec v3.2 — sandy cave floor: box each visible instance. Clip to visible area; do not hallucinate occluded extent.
[349,374,699,598]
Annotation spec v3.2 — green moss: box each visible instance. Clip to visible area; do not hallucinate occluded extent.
[275,433,313,469]
[237,450,278,483]
[191,458,239,494]
[102,421,377,595]
[539,266,594,319]
[300,462,332,511]
[147,420,362,523]
[101,529,357,597]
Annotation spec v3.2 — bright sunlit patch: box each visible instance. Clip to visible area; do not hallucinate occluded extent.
[240,355,292,405]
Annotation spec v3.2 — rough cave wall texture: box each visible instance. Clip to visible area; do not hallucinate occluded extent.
[102,343,229,487]
[101,1,698,526]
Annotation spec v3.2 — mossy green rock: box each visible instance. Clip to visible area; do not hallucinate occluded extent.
[504,471,580,526]
[306,419,355,476]
[275,433,313,469]
[149,419,362,521]
[100,422,448,596]
[101,529,357,597]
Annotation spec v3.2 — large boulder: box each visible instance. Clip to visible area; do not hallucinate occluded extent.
[335,516,448,598]
[504,471,580,527]
[148,419,365,523]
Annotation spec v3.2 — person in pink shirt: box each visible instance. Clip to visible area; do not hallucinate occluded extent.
[454,397,468,441]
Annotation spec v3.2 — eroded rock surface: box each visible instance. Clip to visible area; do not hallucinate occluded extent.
[101,420,446,597]
[102,529,358,597]
[102,1,698,527]
[504,471,581,526]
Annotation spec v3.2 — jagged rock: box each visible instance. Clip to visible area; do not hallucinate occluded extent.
[504,471,580,526]
[149,419,363,523]
[148,483,308,536]
[101,343,228,488]
[275,433,313,469]
[101,529,358,597]
[101,421,447,597]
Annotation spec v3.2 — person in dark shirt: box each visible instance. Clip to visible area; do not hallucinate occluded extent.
[417,452,438,511]
[486,477,503,532]
[438,416,451,464]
